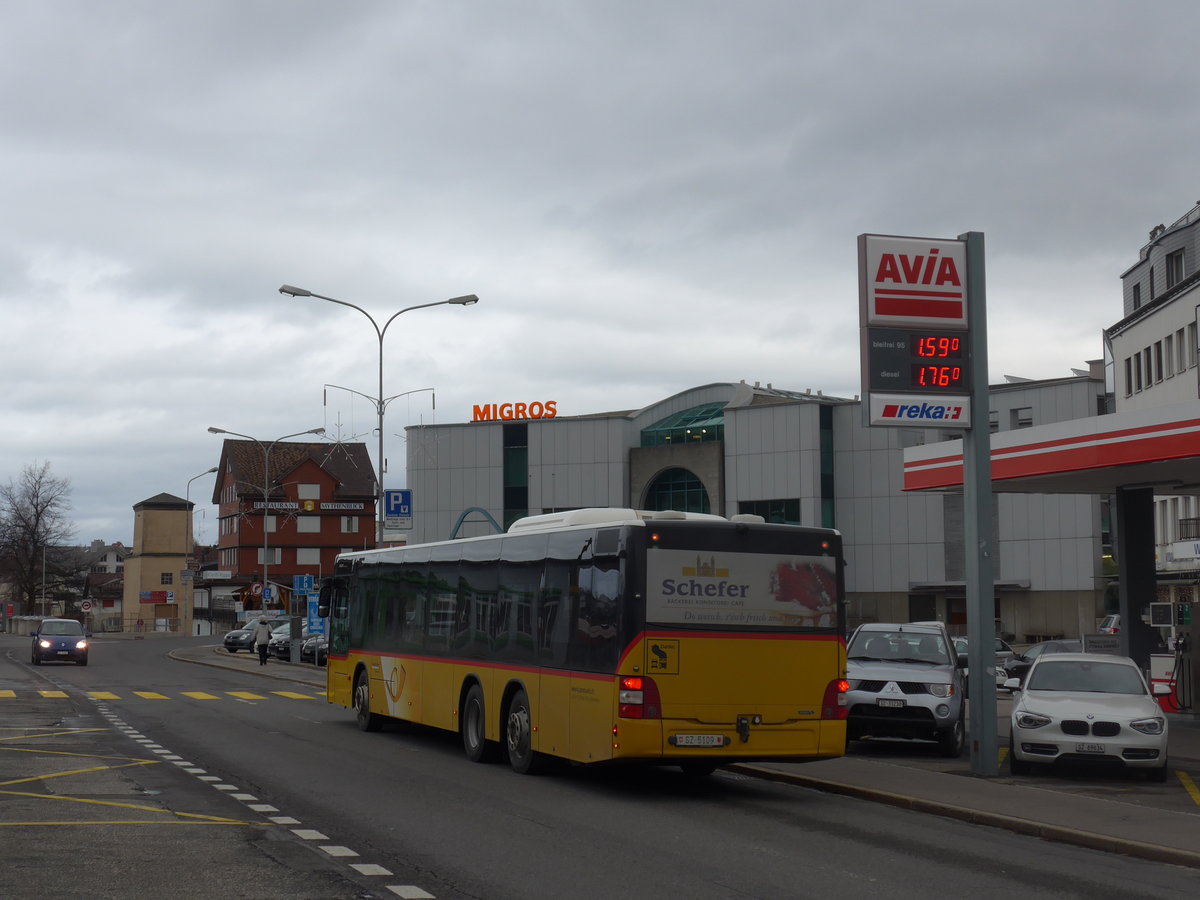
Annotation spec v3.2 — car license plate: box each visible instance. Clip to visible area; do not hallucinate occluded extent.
[1076,742,1105,754]
[56,650,69,655]
[673,734,725,747]
[877,698,905,708]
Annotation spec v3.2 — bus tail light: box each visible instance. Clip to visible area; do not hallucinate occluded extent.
[618,675,662,719]
[822,678,849,720]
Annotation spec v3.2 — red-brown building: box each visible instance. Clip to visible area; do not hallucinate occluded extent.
[210,439,376,613]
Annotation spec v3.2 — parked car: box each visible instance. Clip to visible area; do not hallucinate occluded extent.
[1097,614,1121,634]
[268,623,312,660]
[31,618,90,666]
[1003,639,1083,688]
[952,635,1016,688]
[844,621,966,757]
[301,634,328,666]
[1008,652,1170,781]
[223,617,289,653]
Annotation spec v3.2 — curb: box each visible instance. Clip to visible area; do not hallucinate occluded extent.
[729,764,1200,870]
[167,646,325,688]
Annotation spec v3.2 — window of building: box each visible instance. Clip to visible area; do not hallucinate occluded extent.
[644,467,710,515]
[298,483,320,500]
[1154,341,1163,382]
[1143,347,1152,387]
[640,402,726,447]
[257,548,281,565]
[264,514,277,534]
[738,498,801,525]
[1166,249,1184,288]
[341,516,359,534]
[1133,353,1143,392]
[1123,357,1133,396]
[1165,334,1175,378]
[160,572,173,586]
[1010,407,1033,429]
[296,516,321,534]
[1178,328,1188,373]
[988,410,999,432]
[1150,266,1156,299]
[1190,322,1198,368]
[1132,282,1142,309]
[296,548,321,566]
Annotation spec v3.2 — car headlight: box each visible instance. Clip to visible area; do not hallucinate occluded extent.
[1015,712,1051,729]
[927,683,953,698]
[76,640,87,649]
[39,639,51,649]
[1130,717,1165,735]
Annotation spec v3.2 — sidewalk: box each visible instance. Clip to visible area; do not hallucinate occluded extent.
[175,644,1200,869]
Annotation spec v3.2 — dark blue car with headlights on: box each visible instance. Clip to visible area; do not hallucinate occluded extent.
[31,618,90,666]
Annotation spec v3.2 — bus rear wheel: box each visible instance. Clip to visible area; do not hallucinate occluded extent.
[354,671,382,732]
[505,688,545,775]
[462,683,495,763]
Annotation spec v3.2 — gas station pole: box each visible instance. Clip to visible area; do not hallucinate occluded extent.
[959,231,998,776]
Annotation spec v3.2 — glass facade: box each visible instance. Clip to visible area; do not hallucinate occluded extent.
[644,467,710,514]
[641,402,726,447]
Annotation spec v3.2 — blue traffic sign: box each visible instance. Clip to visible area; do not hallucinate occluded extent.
[384,489,412,518]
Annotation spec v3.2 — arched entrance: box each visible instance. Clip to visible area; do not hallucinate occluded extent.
[642,467,711,514]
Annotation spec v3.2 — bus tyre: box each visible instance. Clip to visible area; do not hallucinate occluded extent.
[462,683,495,763]
[505,688,545,775]
[354,671,382,733]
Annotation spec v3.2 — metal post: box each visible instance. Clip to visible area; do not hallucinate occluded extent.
[959,230,998,776]
[185,467,217,635]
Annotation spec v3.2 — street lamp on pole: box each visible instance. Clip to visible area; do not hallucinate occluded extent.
[279,284,478,545]
[206,427,325,616]
[185,467,218,635]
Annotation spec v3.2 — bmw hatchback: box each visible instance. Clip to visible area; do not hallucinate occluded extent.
[31,618,90,666]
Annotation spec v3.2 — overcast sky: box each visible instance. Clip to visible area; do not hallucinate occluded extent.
[3,1,1198,545]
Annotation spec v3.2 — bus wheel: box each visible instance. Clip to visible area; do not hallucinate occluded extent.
[505,688,545,775]
[462,684,495,763]
[354,671,382,733]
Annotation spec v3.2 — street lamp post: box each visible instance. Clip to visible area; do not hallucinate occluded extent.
[279,284,478,545]
[206,427,325,634]
[185,466,218,635]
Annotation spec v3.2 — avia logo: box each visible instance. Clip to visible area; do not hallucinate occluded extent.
[881,402,964,421]
[874,248,962,287]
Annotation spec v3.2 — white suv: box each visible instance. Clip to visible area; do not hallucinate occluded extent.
[845,622,966,757]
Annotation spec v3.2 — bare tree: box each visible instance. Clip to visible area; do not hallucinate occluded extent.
[0,461,76,615]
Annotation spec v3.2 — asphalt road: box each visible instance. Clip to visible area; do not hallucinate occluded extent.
[2,633,1198,900]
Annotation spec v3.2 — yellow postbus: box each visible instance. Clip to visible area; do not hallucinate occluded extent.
[318,508,848,774]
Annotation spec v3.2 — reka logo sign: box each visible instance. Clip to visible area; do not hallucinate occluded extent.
[861,235,968,328]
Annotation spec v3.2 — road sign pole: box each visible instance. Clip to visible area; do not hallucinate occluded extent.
[960,230,998,777]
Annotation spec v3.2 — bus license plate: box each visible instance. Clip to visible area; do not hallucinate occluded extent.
[877,699,905,708]
[1076,742,1105,754]
[674,734,725,747]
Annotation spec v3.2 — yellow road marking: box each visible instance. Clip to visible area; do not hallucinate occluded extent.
[0,788,252,822]
[0,819,265,827]
[1178,770,1200,807]
[87,691,120,700]
[228,691,267,700]
[1,760,158,787]
[272,691,314,700]
[132,691,168,699]
[0,729,107,744]
[181,692,219,700]
[0,690,15,698]
[38,690,68,698]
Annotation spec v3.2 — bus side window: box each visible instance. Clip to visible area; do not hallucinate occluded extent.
[318,578,349,619]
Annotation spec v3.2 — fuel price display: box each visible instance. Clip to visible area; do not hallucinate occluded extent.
[865,328,971,394]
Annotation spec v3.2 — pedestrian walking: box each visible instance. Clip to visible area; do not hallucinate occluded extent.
[253,617,273,666]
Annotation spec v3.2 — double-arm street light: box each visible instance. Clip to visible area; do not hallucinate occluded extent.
[279,284,479,545]
[185,466,218,634]
[206,426,325,618]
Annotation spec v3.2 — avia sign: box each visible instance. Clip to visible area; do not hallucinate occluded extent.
[472,401,558,422]
[860,234,968,328]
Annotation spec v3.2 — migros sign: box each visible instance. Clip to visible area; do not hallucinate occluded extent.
[472,401,558,422]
